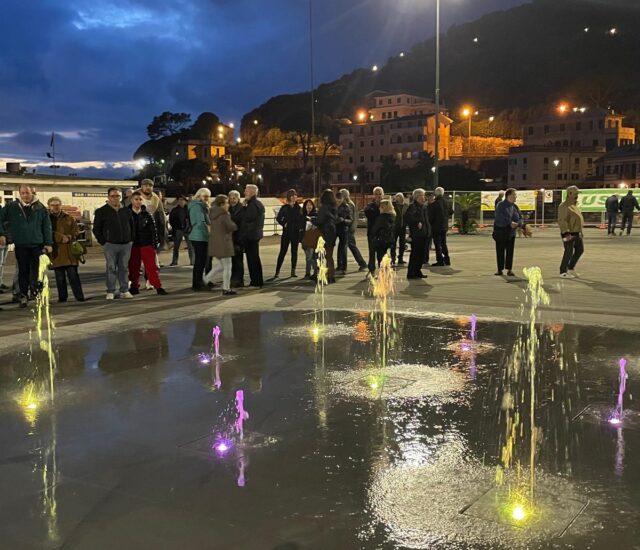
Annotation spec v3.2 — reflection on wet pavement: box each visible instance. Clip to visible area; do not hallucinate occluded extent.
[0,310,639,549]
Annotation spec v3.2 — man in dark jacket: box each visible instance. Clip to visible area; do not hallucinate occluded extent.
[605,194,619,235]
[274,189,303,278]
[338,188,367,272]
[168,196,194,266]
[428,187,451,266]
[92,187,135,300]
[618,190,640,236]
[336,190,353,274]
[364,186,384,274]
[240,184,265,288]
[405,188,431,279]
[228,190,244,287]
[0,185,53,307]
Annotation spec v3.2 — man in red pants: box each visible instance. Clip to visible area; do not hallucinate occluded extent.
[127,191,168,295]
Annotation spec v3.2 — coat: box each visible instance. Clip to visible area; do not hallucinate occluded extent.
[428,196,450,232]
[0,200,53,247]
[317,204,338,247]
[493,201,522,239]
[239,196,265,243]
[345,200,359,234]
[557,200,584,235]
[406,202,431,239]
[50,211,79,268]
[188,200,210,243]
[364,201,380,236]
[619,193,640,214]
[393,202,408,232]
[93,203,133,245]
[371,213,396,249]
[276,203,303,235]
[129,205,158,248]
[208,205,237,258]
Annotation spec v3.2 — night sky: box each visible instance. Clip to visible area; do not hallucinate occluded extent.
[0,0,528,178]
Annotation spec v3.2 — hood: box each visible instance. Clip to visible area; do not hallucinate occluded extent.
[210,205,228,220]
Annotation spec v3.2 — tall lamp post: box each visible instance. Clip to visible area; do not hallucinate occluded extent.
[434,0,441,189]
[309,0,317,197]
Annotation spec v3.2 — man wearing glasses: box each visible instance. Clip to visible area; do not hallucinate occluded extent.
[92,187,135,300]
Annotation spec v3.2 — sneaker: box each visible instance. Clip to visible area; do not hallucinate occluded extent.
[568,269,580,278]
[129,287,140,295]
[560,272,575,279]
[169,262,178,267]
[494,271,503,276]
[19,296,28,308]
[145,281,154,290]
[222,290,237,296]
[122,291,134,298]
[106,293,115,300]
[290,271,297,278]
[156,288,168,295]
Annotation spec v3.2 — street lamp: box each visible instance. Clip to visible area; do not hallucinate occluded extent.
[540,188,546,228]
[461,107,476,155]
[553,158,561,189]
[434,0,441,188]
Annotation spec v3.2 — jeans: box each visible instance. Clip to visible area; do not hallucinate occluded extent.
[407,236,427,277]
[433,230,450,265]
[621,213,634,235]
[0,244,7,286]
[607,212,618,234]
[391,228,406,264]
[244,240,264,287]
[231,249,244,285]
[54,265,84,301]
[172,230,195,264]
[129,245,162,290]
[275,231,299,275]
[347,232,367,269]
[15,245,43,298]
[336,227,349,272]
[103,242,132,294]
[495,236,516,272]
[304,248,316,277]
[206,257,232,290]
[192,240,208,289]
[560,234,584,273]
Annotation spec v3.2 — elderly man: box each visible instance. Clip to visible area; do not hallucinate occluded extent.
[239,184,265,288]
[618,190,640,236]
[558,185,585,278]
[364,186,384,274]
[405,188,430,279]
[0,185,53,307]
[168,195,194,266]
[428,186,451,266]
[228,190,245,287]
[93,187,135,300]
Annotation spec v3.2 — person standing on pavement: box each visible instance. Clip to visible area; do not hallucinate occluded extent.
[428,187,451,267]
[228,190,244,288]
[391,193,408,266]
[47,197,85,303]
[370,199,396,267]
[302,199,318,280]
[492,188,523,277]
[618,190,640,236]
[0,185,53,308]
[494,191,504,208]
[605,194,619,236]
[0,197,9,293]
[274,189,303,279]
[364,186,384,274]
[317,189,338,284]
[204,195,238,296]
[168,196,194,266]
[127,192,167,295]
[239,184,265,289]
[338,188,367,272]
[335,190,353,275]
[188,187,211,291]
[93,187,135,300]
[558,185,585,279]
[405,188,430,280]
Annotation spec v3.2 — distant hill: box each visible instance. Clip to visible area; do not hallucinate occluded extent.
[241,0,640,139]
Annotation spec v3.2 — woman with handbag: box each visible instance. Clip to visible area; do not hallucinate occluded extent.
[203,195,238,296]
[47,197,85,302]
[493,188,522,277]
[316,189,338,284]
[301,199,318,280]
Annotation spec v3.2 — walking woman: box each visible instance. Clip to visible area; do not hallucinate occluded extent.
[204,195,238,296]
[316,189,338,283]
[558,185,585,278]
[274,189,303,278]
[301,199,318,279]
[391,193,408,265]
[370,199,396,267]
[493,188,522,277]
[47,197,85,302]
[188,187,211,291]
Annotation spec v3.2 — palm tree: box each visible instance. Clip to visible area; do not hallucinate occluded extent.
[454,193,481,234]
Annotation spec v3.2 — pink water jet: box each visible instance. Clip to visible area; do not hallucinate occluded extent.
[470,314,477,341]
[212,326,221,357]
[608,358,628,425]
[235,390,249,438]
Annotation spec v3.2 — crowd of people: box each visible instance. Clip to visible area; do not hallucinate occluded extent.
[0,180,638,309]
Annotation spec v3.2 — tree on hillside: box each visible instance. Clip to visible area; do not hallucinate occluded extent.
[190,112,221,139]
[279,111,314,170]
[146,112,192,140]
[170,159,211,193]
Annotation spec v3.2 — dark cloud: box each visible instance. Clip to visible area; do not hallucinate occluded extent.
[0,0,529,175]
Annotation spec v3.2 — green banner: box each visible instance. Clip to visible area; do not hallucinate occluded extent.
[561,188,618,212]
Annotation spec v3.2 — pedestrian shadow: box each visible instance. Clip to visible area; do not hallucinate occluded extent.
[571,278,640,299]
[504,277,561,295]
[399,280,433,297]
[272,289,311,308]
[426,266,463,276]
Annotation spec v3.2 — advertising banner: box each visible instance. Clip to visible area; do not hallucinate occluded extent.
[560,188,619,213]
[482,190,536,211]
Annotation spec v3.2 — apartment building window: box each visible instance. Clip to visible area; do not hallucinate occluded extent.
[394,111,398,118]
[560,123,566,131]
[576,122,582,131]
[510,174,515,181]
[544,157,549,165]
[405,152,411,159]
[522,174,527,181]
[378,100,383,106]
[388,99,392,105]
[593,139,599,146]
[575,158,580,166]
[348,142,353,149]
[528,126,534,135]
[397,136,402,143]
[543,173,549,180]
[544,125,550,134]
[370,156,374,162]
[359,128,365,136]
[370,140,374,146]
[572,174,579,181]
[380,155,385,161]
[599,119,604,129]
[360,141,364,147]
[380,139,384,146]
[523,157,528,165]
[614,165,619,173]
[397,122,403,128]
[606,166,612,174]
[396,152,402,160]
[397,98,402,103]
[587,158,593,165]
[379,126,385,135]
[369,127,374,136]
[382,113,386,119]
[360,156,365,163]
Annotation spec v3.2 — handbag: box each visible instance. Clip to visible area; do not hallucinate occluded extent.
[70,240,87,263]
[302,228,321,249]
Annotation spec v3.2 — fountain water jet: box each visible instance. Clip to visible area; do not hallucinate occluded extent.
[608,358,627,425]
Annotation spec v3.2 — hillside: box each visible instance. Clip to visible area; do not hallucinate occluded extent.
[241,0,640,139]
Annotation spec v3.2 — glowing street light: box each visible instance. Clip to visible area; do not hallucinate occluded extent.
[399,51,405,57]
[353,175,358,182]
[558,103,569,114]
[229,122,235,129]
[461,107,476,154]
[253,119,259,126]
[236,137,242,144]
[473,37,479,43]
[584,27,590,33]
[553,159,561,168]
[489,116,495,122]
[372,64,379,72]
[609,28,617,35]
[357,110,367,122]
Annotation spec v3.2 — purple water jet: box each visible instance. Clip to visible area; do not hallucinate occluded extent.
[212,326,221,357]
[213,437,233,456]
[470,315,477,341]
[608,358,627,425]
[235,390,249,438]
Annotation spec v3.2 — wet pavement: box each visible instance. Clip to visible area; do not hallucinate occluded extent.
[1,310,640,549]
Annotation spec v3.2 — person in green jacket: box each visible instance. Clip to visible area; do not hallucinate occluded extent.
[0,185,53,307]
[187,187,211,291]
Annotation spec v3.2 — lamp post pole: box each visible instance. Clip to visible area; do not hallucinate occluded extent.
[309,0,317,197]
[434,0,440,189]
